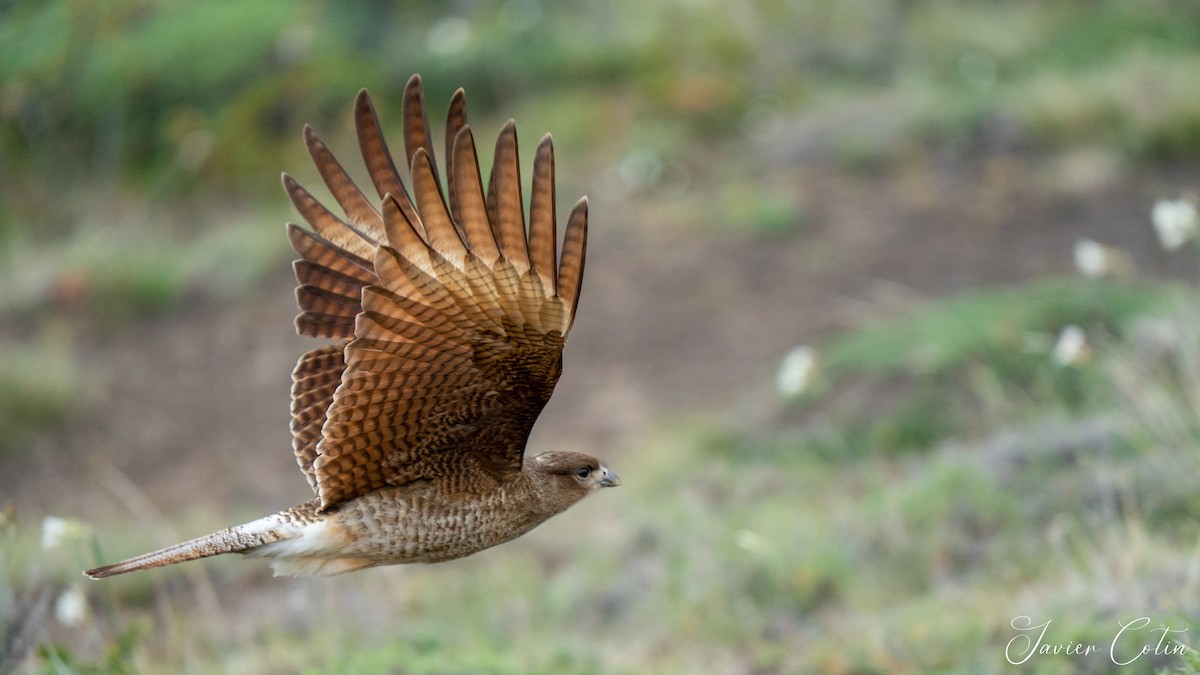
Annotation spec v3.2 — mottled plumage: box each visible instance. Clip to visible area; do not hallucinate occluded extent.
[85,74,617,579]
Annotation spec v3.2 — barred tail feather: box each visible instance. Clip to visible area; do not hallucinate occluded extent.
[84,512,301,579]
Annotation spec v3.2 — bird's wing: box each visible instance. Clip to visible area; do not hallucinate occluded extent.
[284,75,588,509]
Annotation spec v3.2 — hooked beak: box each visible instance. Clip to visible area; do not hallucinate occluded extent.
[597,468,621,488]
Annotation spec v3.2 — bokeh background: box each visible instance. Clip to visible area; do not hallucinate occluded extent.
[4,1,1200,672]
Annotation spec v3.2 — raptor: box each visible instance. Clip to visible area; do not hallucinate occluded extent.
[86,75,617,578]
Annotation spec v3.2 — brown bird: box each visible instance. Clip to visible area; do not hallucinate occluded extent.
[85,74,618,579]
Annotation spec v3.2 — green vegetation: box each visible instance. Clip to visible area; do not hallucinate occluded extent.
[0,342,80,455]
[6,274,1200,672]
[3,0,1199,286]
[3,0,1200,218]
[807,278,1190,455]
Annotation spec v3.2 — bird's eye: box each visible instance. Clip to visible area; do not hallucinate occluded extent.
[574,466,592,478]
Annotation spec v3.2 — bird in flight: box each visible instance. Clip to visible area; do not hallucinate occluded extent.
[86,74,618,578]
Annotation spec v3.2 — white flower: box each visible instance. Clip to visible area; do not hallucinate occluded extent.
[1052,325,1089,366]
[1151,199,1198,251]
[735,529,770,555]
[1073,239,1108,278]
[1073,239,1132,279]
[776,346,818,397]
[41,516,89,550]
[55,585,89,626]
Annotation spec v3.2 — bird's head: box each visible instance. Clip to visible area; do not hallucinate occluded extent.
[528,451,620,509]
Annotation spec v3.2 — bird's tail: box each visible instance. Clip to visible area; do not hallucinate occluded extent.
[84,507,310,579]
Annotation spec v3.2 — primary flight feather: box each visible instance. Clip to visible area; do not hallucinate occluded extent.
[85,74,617,579]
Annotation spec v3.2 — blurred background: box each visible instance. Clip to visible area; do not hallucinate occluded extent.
[4,0,1200,672]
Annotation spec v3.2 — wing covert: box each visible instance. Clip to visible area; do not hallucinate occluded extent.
[284,75,588,509]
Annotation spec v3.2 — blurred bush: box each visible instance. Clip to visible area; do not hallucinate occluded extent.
[3,0,1200,244]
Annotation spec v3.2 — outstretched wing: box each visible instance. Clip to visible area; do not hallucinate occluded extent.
[284,75,588,510]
